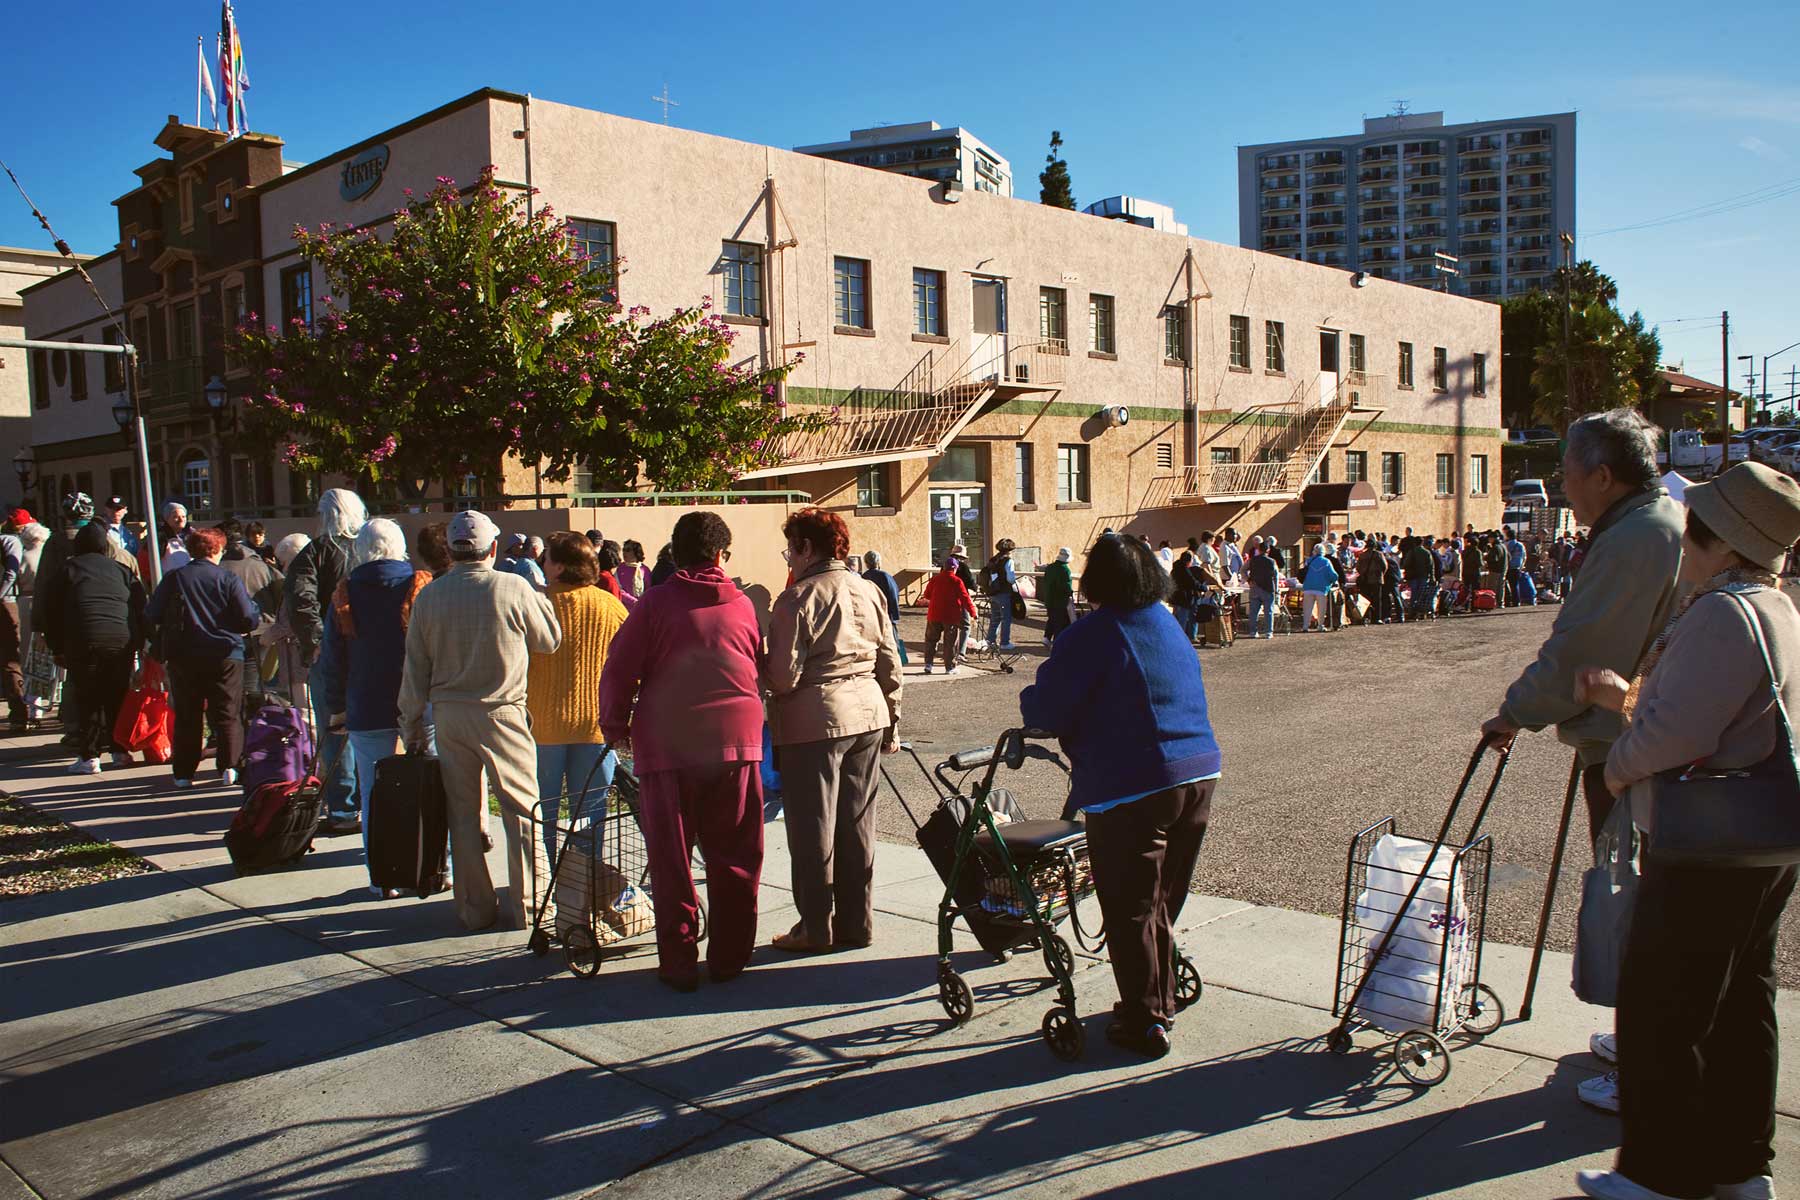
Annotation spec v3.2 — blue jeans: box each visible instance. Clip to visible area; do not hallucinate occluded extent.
[536,742,616,861]
[891,619,910,665]
[1175,600,1199,641]
[347,727,401,871]
[313,690,356,818]
[1247,587,1274,637]
[988,599,1013,647]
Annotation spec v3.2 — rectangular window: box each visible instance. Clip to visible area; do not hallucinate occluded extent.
[1155,442,1173,470]
[131,315,151,365]
[1056,444,1089,504]
[1344,450,1368,483]
[102,327,124,393]
[1163,305,1187,363]
[173,303,197,359]
[1436,453,1455,495]
[1472,352,1487,396]
[855,464,889,509]
[1229,314,1250,368]
[1265,320,1286,373]
[913,268,945,336]
[68,335,88,402]
[224,285,245,329]
[1210,447,1241,466]
[1039,287,1067,342]
[1381,451,1405,495]
[721,241,763,319]
[1348,333,1366,375]
[833,256,870,328]
[30,348,48,409]
[1088,293,1115,354]
[1398,340,1415,388]
[1471,454,1490,495]
[567,218,616,273]
[1432,346,1448,391]
[279,264,313,331]
[1015,442,1034,505]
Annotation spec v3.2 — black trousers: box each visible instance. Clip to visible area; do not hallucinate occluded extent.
[0,601,25,725]
[1617,855,1797,1197]
[167,656,245,780]
[65,646,133,761]
[1086,779,1216,1028]
[1582,763,1618,846]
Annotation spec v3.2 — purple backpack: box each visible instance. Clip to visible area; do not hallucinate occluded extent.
[241,701,314,797]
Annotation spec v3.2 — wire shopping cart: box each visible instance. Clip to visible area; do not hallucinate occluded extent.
[1326,736,1510,1086]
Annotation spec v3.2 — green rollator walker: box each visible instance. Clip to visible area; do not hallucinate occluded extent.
[888,727,1203,1062]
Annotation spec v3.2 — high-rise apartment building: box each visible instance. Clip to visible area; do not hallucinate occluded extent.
[797,121,1011,197]
[1237,110,1575,300]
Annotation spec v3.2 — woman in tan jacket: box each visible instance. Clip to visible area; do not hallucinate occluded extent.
[1572,462,1800,1200]
[762,507,902,953]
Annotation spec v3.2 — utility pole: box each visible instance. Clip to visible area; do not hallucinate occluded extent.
[1559,231,1574,428]
[1720,310,1731,445]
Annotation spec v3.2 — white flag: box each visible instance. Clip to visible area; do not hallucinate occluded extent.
[198,37,218,128]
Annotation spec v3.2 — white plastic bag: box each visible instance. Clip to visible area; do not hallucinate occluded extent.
[1351,834,1471,1033]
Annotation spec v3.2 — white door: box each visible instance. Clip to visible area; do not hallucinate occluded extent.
[971,278,1007,382]
[1317,329,1341,407]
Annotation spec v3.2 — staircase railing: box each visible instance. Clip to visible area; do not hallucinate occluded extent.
[1171,374,1381,502]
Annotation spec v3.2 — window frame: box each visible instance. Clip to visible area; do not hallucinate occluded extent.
[1229,314,1250,370]
[1014,441,1035,506]
[102,327,125,393]
[566,218,617,275]
[1344,449,1368,484]
[1398,340,1415,389]
[1088,293,1116,355]
[1163,305,1188,364]
[855,463,890,510]
[833,256,871,330]
[1039,287,1068,343]
[1471,453,1490,496]
[1265,320,1286,374]
[1381,451,1405,496]
[1472,352,1487,396]
[1348,332,1366,375]
[1055,443,1090,505]
[912,267,946,337]
[1435,453,1455,496]
[30,348,48,409]
[720,240,765,320]
[279,264,314,332]
[1432,346,1448,391]
[68,335,88,402]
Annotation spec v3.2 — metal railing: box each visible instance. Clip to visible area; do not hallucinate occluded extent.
[1164,375,1382,504]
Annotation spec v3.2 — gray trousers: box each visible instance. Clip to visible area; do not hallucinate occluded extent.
[780,729,884,944]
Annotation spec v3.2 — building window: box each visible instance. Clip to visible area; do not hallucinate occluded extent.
[1432,346,1448,391]
[1163,305,1187,363]
[280,264,313,331]
[181,455,213,513]
[1471,454,1490,495]
[1155,442,1173,470]
[1381,451,1405,495]
[1348,333,1366,375]
[833,256,870,329]
[30,349,48,409]
[1210,447,1240,466]
[1015,442,1035,504]
[1398,341,1414,388]
[1265,320,1286,373]
[913,268,945,336]
[1088,293,1115,354]
[131,315,151,365]
[1229,315,1250,369]
[102,327,124,393]
[567,218,616,273]
[1313,454,1331,485]
[1344,450,1368,483]
[1472,352,1487,396]
[224,285,246,329]
[855,464,889,509]
[1436,453,1455,495]
[1039,287,1067,343]
[68,336,87,402]
[1056,444,1089,503]
[720,241,763,319]
[173,302,197,359]
[51,349,66,387]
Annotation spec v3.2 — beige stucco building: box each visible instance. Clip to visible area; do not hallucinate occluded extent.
[29,89,1502,587]
[2,246,92,509]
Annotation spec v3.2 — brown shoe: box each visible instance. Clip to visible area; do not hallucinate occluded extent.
[771,928,833,954]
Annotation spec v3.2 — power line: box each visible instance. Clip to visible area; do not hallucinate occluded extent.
[1583,174,1800,238]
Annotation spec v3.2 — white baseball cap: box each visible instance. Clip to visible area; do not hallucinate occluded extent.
[448,510,499,555]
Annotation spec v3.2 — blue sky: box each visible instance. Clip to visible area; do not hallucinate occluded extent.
[6,0,1796,399]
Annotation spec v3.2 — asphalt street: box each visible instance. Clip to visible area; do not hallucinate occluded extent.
[872,592,1800,989]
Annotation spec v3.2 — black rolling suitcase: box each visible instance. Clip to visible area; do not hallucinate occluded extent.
[368,753,451,896]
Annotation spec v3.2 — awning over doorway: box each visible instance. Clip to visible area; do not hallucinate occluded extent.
[1300,481,1379,512]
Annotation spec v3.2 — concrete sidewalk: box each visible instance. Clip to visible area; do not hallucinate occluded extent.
[2,736,1797,1199]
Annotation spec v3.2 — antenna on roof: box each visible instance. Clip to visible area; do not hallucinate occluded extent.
[1391,99,1411,117]
[651,83,679,125]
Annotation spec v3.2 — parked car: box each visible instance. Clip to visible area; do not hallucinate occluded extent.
[1508,426,1558,445]
[1752,430,1800,466]
[1508,478,1549,506]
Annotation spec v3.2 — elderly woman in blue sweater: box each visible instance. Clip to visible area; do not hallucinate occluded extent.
[1019,534,1222,1059]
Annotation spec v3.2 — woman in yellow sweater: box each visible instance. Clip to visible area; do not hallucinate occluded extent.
[530,533,630,840]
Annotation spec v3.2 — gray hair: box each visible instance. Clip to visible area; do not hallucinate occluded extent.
[273,532,311,570]
[351,518,408,568]
[1566,408,1660,489]
[161,500,187,523]
[863,548,882,569]
[317,488,368,540]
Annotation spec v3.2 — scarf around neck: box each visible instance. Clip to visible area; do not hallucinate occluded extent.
[1623,566,1778,722]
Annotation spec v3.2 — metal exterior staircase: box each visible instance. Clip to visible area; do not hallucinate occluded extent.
[1164,374,1380,505]
[738,338,1066,479]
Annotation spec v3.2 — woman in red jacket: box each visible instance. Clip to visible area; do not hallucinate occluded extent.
[921,557,976,675]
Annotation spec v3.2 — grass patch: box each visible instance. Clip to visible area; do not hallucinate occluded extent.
[0,793,153,899]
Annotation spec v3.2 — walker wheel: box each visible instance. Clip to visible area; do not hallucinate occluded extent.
[564,925,601,978]
[1461,982,1505,1037]
[528,928,551,957]
[1003,664,1015,674]
[938,967,974,1025]
[1042,1005,1085,1061]
[1044,934,1075,983]
[1392,1030,1452,1086]
[1173,953,1203,1009]
[1326,1027,1354,1056]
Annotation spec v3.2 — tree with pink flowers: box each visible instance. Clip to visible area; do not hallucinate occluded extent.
[229,168,817,497]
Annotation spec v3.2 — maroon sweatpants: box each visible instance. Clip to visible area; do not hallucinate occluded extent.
[637,761,765,984]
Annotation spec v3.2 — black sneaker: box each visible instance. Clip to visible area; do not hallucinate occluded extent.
[1105,1018,1172,1059]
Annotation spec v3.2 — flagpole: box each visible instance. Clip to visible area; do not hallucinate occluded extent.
[196,36,203,127]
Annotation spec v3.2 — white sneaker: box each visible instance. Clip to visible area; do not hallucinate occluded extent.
[921,666,933,675]
[221,768,239,787]
[1576,1169,1681,1199]
[173,777,194,789]
[1577,1070,1621,1114]
[1716,1176,1778,1199]
[65,758,101,775]
[1590,1030,1618,1065]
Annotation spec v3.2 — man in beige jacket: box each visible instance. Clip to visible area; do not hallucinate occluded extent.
[400,510,561,931]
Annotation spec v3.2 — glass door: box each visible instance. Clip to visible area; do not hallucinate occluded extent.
[929,488,987,566]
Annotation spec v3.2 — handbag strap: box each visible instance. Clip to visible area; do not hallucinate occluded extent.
[1717,588,1796,756]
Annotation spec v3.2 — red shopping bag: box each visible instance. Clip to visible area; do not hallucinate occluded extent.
[114,687,174,763]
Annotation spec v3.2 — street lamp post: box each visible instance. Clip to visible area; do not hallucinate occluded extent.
[11,447,33,502]
[203,375,228,514]
[1740,354,1757,425]
[1760,342,1800,424]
